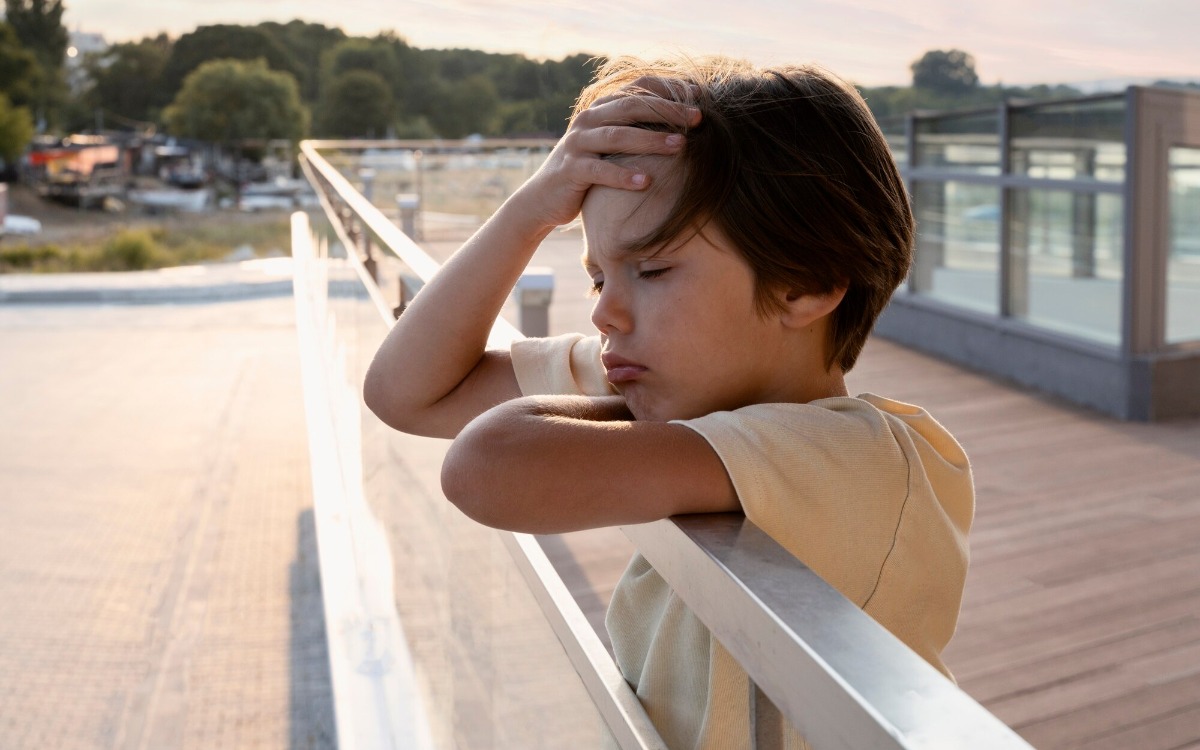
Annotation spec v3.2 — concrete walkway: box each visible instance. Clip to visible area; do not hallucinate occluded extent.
[0,262,334,749]
[0,256,296,304]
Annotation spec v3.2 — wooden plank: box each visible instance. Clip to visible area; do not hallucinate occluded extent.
[964,615,1200,703]
[1017,672,1200,749]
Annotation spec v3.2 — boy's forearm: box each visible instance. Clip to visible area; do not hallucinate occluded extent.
[442,395,635,531]
[441,395,738,534]
[363,193,552,432]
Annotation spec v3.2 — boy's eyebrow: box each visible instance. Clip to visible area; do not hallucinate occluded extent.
[581,241,660,272]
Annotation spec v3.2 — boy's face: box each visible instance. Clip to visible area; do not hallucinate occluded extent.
[581,162,796,422]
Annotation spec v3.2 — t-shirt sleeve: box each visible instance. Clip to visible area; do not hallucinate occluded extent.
[675,396,973,677]
[670,399,914,606]
[510,333,615,397]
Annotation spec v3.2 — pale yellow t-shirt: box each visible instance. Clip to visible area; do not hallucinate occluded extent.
[511,334,974,750]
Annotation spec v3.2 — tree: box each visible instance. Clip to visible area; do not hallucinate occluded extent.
[426,74,499,138]
[316,69,393,137]
[161,25,301,97]
[911,49,979,96]
[85,34,171,124]
[0,21,40,108]
[256,20,346,103]
[4,0,66,126]
[163,58,307,145]
[0,92,34,162]
[319,35,427,122]
[324,37,397,82]
[4,0,65,73]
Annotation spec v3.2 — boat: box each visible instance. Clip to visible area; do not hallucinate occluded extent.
[127,188,210,212]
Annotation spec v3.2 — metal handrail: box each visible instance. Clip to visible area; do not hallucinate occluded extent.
[297,139,1036,749]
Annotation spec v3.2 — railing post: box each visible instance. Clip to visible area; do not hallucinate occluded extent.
[396,193,420,240]
[515,267,554,338]
[362,233,377,283]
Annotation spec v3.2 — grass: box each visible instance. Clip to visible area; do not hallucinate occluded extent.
[0,218,292,274]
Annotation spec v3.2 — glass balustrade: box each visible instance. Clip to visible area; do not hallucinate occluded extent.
[1168,147,1200,345]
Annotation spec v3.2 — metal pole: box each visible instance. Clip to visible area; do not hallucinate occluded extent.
[396,193,420,239]
[515,267,554,338]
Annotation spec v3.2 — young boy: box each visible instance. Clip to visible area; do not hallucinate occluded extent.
[365,57,973,748]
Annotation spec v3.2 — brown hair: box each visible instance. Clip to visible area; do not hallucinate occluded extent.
[574,57,913,372]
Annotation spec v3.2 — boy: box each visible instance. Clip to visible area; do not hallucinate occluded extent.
[365,57,973,748]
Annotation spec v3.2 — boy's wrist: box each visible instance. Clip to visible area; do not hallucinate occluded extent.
[493,188,560,245]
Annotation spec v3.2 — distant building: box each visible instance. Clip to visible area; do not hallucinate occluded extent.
[66,30,108,95]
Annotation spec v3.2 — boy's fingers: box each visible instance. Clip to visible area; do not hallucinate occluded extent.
[564,153,651,191]
[582,93,701,129]
[572,125,684,158]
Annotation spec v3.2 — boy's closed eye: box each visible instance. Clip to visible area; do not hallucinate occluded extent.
[638,267,670,281]
[587,265,672,296]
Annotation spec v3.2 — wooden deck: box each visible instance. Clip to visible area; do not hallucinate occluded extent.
[550,336,1200,750]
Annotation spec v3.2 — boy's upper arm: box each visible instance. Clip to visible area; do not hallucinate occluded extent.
[441,396,740,533]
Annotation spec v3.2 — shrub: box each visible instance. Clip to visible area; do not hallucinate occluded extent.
[0,243,65,271]
[99,229,163,270]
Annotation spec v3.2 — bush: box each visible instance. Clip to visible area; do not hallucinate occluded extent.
[0,243,65,270]
[0,217,292,274]
[99,229,164,270]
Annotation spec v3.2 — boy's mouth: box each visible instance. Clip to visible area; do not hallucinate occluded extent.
[602,353,647,384]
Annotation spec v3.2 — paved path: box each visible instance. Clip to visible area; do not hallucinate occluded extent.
[0,269,334,750]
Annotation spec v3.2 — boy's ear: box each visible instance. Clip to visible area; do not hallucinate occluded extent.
[777,285,847,329]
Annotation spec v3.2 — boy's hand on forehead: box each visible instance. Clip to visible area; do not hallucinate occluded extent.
[513,85,701,231]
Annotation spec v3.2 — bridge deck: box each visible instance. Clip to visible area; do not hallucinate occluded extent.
[0,294,335,750]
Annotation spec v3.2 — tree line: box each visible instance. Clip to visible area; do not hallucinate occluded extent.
[860,49,1086,120]
[78,20,601,145]
[2,5,1196,166]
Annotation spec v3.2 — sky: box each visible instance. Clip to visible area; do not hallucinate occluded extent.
[63,0,1200,87]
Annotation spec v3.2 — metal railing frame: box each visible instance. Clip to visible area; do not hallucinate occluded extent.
[295,139,1035,749]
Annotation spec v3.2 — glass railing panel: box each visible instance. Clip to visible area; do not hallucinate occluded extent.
[324,142,553,243]
[911,180,1002,313]
[1010,96,1126,182]
[298,208,618,748]
[1168,146,1200,345]
[914,110,1000,174]
[1008,187,1124,345]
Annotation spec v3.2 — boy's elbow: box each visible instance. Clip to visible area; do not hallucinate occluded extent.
[441,424,501,527]
[363,365,399,425]
[363,360,432,435]
[363,367,404,431]
[440,411,536,531]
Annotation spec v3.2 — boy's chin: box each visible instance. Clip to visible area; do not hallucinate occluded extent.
[624,395,668,423]
[626,395,690,423]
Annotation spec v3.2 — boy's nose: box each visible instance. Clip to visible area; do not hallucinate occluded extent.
[590,287,633,335]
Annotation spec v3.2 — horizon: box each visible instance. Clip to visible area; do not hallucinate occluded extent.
[63,1,1200,89]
